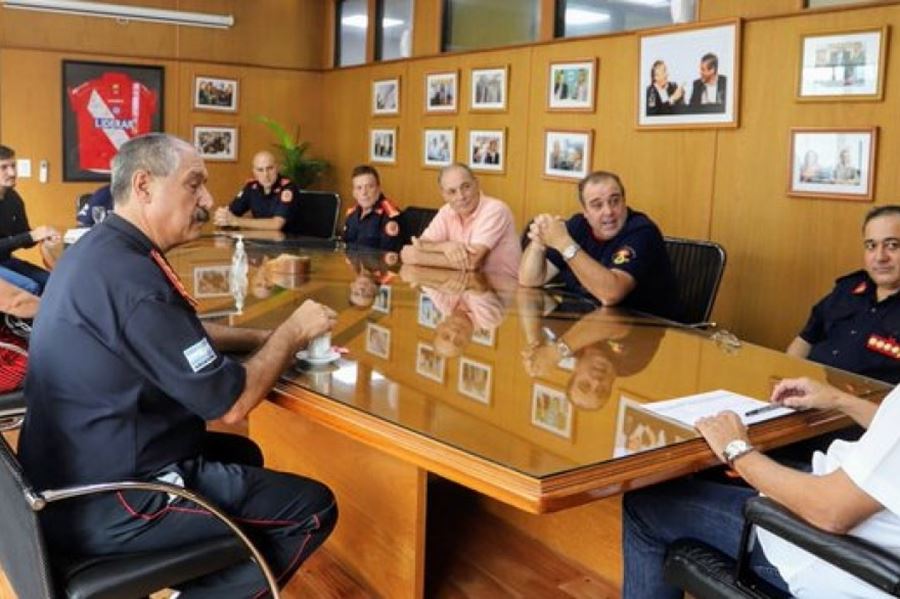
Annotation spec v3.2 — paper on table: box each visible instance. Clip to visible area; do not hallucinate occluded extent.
[644,389,794,428]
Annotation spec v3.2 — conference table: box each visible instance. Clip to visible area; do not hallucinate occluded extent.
[169,235,890,597]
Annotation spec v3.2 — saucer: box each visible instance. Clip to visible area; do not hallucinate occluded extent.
[295,348,342,367]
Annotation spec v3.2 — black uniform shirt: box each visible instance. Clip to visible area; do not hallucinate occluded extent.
[342,195,402,251]
[0,188,36,260]
[229,176,303,234]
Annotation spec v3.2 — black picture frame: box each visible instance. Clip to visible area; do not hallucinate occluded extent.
[62,60,164,182]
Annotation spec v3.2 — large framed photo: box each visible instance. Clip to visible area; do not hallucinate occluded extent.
[458,357,492,404]
[62,60,164,182]
[797,27,888,101]
[548,59,596,111]
[531,383,573,439]
[193,126,238,162]
[370,128,397,164]
[468,129,505,173]
[788,127,877,201]
[425,71,458,113]
[544,130,593,181]
[194,75,238,112]
[372,77,400,115]
[637,20,740,128]
[471,66,507,111]
[423,128,455,168]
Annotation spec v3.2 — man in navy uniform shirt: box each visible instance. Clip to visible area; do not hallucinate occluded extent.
[18,133,337,597]
[214,150,303,234]
[75,183,114,226]
[342,164,402,251]
[519,170,679,320]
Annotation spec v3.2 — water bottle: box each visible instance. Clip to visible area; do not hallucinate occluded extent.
[230,235,248,313]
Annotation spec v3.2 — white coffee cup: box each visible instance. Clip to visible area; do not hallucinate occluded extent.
[307,332,332,359]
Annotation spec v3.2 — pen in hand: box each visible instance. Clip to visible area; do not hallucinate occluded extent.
[744,403,784,417]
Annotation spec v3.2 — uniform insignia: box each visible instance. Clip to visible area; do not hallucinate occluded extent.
[251,182,258,190]
[280,189,293,203]
[384,220,400,237]
[280,178,290,186]
[381,198,401,218]
[183,338,217,373]
[235,190,244,199]
[345,206,357,216]
[149,249,199,310]
[852,281,868,295]
[866,334,900,360]
[612,246,635,265]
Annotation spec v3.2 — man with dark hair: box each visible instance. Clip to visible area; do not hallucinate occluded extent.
[688,52,727,112]
[0,144,60,294]
[342,164,403,251]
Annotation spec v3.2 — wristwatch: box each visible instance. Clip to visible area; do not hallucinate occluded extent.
[722,439,755,466]
[561,243,580,261]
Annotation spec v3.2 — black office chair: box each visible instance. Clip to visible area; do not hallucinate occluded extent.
[664,236,727,326]
[0,434,281,598]
[76,193,92,215]
[398,206,438,246]
[297,191,341,238]
[664,496,900,598]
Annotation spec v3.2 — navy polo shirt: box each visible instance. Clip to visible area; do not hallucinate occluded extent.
[800,270,900,384]
[545,209,680,320]
[342,196,402,251]
[229,175,303,234]
[18,215,245,489]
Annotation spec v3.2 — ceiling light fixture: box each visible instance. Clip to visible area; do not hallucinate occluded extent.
[565,8,611,25]
[2,0,234,29]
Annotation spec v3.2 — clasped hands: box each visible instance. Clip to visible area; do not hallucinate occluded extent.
[31,225,61,245]
[213,207,237,227]
[403,236,479,270]
[527,214,572,252]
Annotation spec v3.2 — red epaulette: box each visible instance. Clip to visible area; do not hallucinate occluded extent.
[852,280,868,295]
[380,197,401,218]
[345,206,357,217]
[150,249,199,311]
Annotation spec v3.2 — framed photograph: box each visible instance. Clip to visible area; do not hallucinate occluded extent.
[425,71,458,113]
[531,383,573,439]
[193,265,232,298]
[544,130,593,180]
[637,20,740,128]
[372,284,392,314]
[788,127,877,201]
[797,27,888,101]
[372,78,400,115]
[458,357,492,404]
[370,128,397,164]
[468,129,505,173]
[423,128,455,168]
[193,126,238,162]
[415,342,446,383]
[418,293,442,329]
[472,327,496,347]
[613,395,695,458]
[365,322,391,359]
[470,66,507,111]
[62,60,164,182]
[194,75,238,112]
[548,59,596,111]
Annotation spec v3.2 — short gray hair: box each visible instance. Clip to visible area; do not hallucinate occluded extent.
[110,133,188,205]
[437,162,475,187]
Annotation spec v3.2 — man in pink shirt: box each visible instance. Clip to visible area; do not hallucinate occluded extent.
[400,163,521,278]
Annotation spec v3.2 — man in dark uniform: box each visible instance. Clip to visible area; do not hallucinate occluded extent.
[75,183,114,226]
[342,164,402,251]
[18,133,338,596]
[519,170,680,320]
[213,150,304,234]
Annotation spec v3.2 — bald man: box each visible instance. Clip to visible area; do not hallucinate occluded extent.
[214,150,304,234]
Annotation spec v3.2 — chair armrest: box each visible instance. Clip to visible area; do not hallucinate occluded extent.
[745,496,900,597]
[0,389,25,431]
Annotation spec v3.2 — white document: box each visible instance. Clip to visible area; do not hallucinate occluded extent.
[63,227,90,244]
[644,389,794,428]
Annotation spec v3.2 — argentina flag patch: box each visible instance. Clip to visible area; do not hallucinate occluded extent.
[183,338,217,373]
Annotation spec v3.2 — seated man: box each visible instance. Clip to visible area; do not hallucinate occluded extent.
[75,183,114,226]
[622,376,900,598]
[214,150,303,234]
[400,163,521,278]
[342,164,402,251]
[18,134,337,596]
[519,170,679,320]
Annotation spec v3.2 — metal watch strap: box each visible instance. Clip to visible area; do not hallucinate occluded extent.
[723,439,755,466]
[562,243,580,261]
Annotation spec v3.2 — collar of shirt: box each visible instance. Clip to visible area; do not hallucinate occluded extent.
[104,213,158,254]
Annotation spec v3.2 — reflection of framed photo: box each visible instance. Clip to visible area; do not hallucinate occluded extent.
[416,342,446,383]
[372,284,392,314]
[458,357,492,404]
[373,78,400,115]
[425,71,458,113]
[472,327,496,347]
[418,293,442,328]
[471,66,507,111]
[613,395,695,457]
[194,75,238,112]
[531,383,572,439]
[193,126,238,161]
[544,130,593,180]
[193,265,232,298]
[366,322,391,359]
[62,60,164,182]
[797,27,887,101]
[370,128,397,164]
[423,128,455,168]
[637,20,740,128]
[548,59,596,111]
[468,129,505,173]
[788,127,877,201]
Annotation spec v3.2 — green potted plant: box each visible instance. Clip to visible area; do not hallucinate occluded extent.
[257,115,329,189]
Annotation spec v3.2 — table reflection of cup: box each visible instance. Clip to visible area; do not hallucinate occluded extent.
[308,332,332,359]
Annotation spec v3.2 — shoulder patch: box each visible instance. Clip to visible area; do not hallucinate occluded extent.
[280,189,293,203]
[385,220,400,237]
[612,246,635,265]
[183,338,217,373]
[852,281,868,295]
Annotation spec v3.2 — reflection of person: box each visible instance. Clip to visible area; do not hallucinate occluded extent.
[346,250,398,308]
[645,60,685,115]
[519,171,680,320]
[688,53,727,113]
[400,163,521,277]
[342,165,403,252]
[623,376,900,598]
[799,149,822,182]
[250,253,308,299]
[18,133,338,596]
[76,183,115,227]
[833,147,860,184]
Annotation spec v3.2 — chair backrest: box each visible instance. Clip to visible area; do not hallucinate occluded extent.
[75,193,92,218]
[297,191,341,239]
[398,207,438,246]
[664,236,727,326]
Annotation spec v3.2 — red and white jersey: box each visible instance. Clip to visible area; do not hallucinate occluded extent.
[68,72,158,173]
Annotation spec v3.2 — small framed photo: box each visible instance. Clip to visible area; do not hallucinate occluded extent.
[417,293,442,329]
[372,284,392,314]
[194,75,238,112]
[788,127,877,201]
[415,342,446,383]
[472,327,496,347]
[458,357,492,404]
[797,27,888,101]
[637,20,740,128]
[193,125,238,161]
[193,265,231,298]
[372,78,400,115]
[548,59,596,111]
[468,129,505,173]
[544,130,593,181]
[366,322,391,359]
[531,383,573,439]
[425,71,458,113]
[470,66,508,111]
[613,395,695,458]
[370,128,397,164]
[423,128,455,168]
